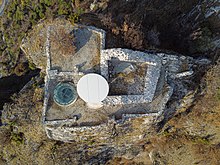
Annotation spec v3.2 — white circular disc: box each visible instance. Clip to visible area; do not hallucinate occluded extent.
[77,73,109,104]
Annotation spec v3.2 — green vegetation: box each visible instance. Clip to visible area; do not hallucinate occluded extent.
[14,62,28,76]
[191,136,211,145]
[161,129,172,137]
[0,0,82,76]
[10,132,25,145]
[28,61,36,70]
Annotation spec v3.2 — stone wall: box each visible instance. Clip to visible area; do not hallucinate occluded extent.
[101,48,162,105]
[45,113,159,143]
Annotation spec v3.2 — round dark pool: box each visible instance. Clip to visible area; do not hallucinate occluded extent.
[53,82,77,106]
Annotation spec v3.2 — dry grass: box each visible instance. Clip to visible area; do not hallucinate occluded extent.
[0,62,219,164]
[50,26,76,57]
[144,61,220,164]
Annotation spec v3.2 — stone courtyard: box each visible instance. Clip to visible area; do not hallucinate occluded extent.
[21,19,195,142]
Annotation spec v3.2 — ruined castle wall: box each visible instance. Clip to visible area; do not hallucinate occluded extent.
[45,114,158,143]
[40,23,193,143]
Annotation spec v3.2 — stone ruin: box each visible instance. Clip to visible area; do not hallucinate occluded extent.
[21,19,197,143]
[101,48,161,105]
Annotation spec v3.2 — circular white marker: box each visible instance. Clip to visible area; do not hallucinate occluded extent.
[77,73,109,108]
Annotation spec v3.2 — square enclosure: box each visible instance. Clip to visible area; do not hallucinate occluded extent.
[101,48,162,105]
[108,60,148,95]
